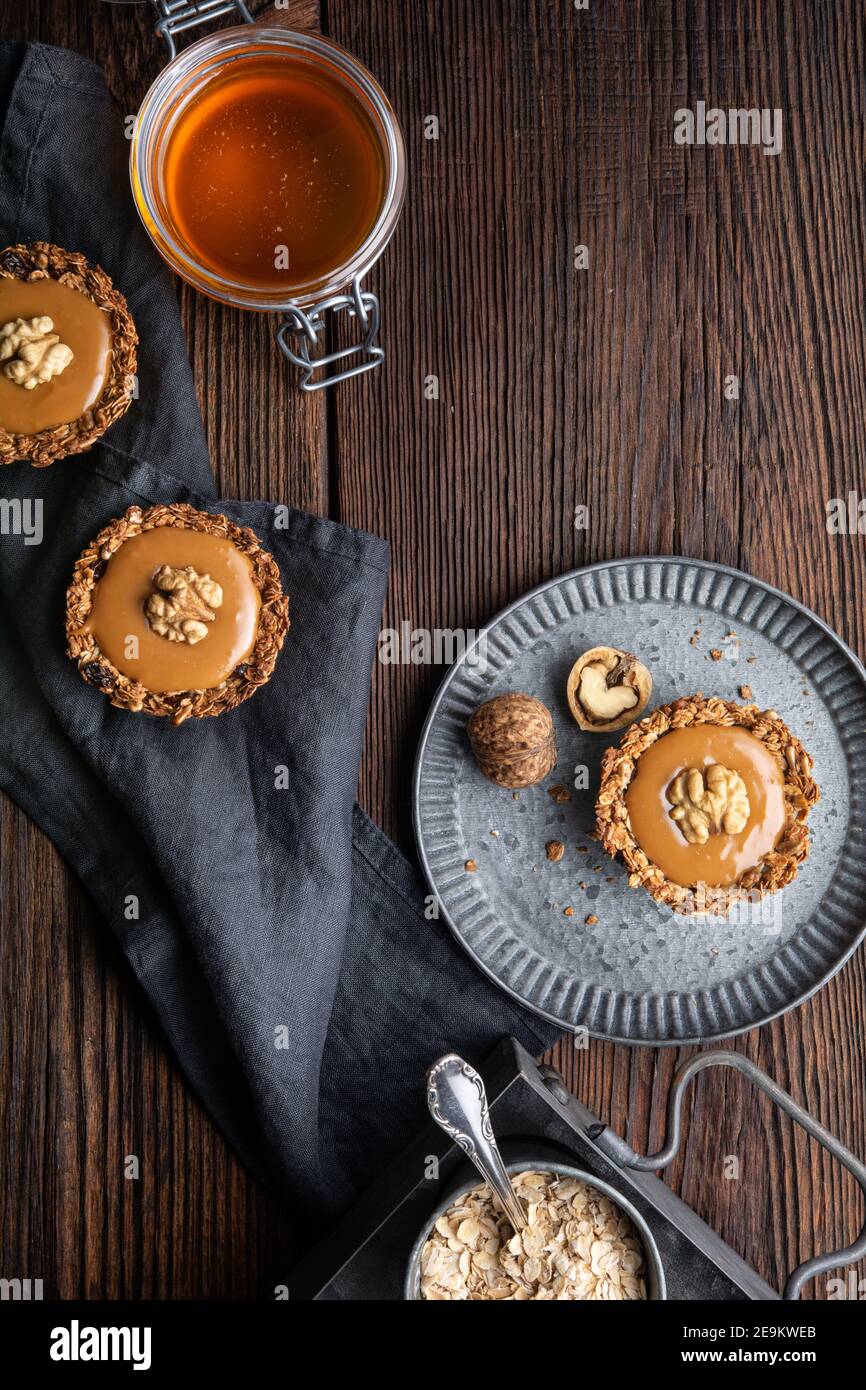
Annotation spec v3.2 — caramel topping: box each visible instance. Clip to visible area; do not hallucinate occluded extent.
[86,528,261,693]
[625,725,786,888]
[0,277,111,432]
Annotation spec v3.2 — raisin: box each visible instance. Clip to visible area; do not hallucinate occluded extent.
[82,663,112,689]
[1,250,28,276]
[91,559,107,582]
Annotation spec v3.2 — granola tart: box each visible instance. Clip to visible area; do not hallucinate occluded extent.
[0,241,137,467]
[66,503,289,724]
[596,695,819,915]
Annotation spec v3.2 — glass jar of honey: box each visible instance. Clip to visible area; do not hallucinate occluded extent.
[130,12,405,389]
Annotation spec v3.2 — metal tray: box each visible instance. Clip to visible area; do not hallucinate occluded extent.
[288,1038,778,1301]
[413,558,866,1043]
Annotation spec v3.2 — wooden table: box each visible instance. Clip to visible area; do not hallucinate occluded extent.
[2,0,865,1300]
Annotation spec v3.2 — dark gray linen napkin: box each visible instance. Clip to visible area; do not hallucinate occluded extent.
[0,42,559,1229]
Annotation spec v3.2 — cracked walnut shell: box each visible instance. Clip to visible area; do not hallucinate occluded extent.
[567,647,652,732]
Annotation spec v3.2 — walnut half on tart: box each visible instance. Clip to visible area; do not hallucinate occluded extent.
[595,696,819,915]
[0,242,137,467]
[66,503,290,724]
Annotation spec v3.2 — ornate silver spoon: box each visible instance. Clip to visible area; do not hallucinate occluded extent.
[426,1053,527,1232]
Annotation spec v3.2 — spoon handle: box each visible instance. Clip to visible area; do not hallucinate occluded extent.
[426,1053,527,1233]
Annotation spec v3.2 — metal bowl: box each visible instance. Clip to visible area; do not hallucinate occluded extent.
[404,1160,666,1300]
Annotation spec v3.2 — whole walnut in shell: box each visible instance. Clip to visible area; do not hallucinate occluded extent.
[468,692,557,789]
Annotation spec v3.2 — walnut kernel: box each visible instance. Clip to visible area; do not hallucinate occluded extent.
[666,764,750,844]
[0,314,74,388]
[144,564,223,646]
[547,783,572,804]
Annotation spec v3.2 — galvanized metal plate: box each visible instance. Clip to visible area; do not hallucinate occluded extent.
[413,558,866,1043]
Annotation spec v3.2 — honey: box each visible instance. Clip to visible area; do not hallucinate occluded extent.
[625,725,786,888]
[87,528,261,693]
[162,53,386,292]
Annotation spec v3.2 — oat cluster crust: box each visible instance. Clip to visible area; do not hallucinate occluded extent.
[595,695,819,915]
[0,242,137,467]
[66,503,290,724]
[419,1170,648,1301]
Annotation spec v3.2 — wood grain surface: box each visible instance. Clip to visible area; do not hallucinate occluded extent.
[1,0,865,1300]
